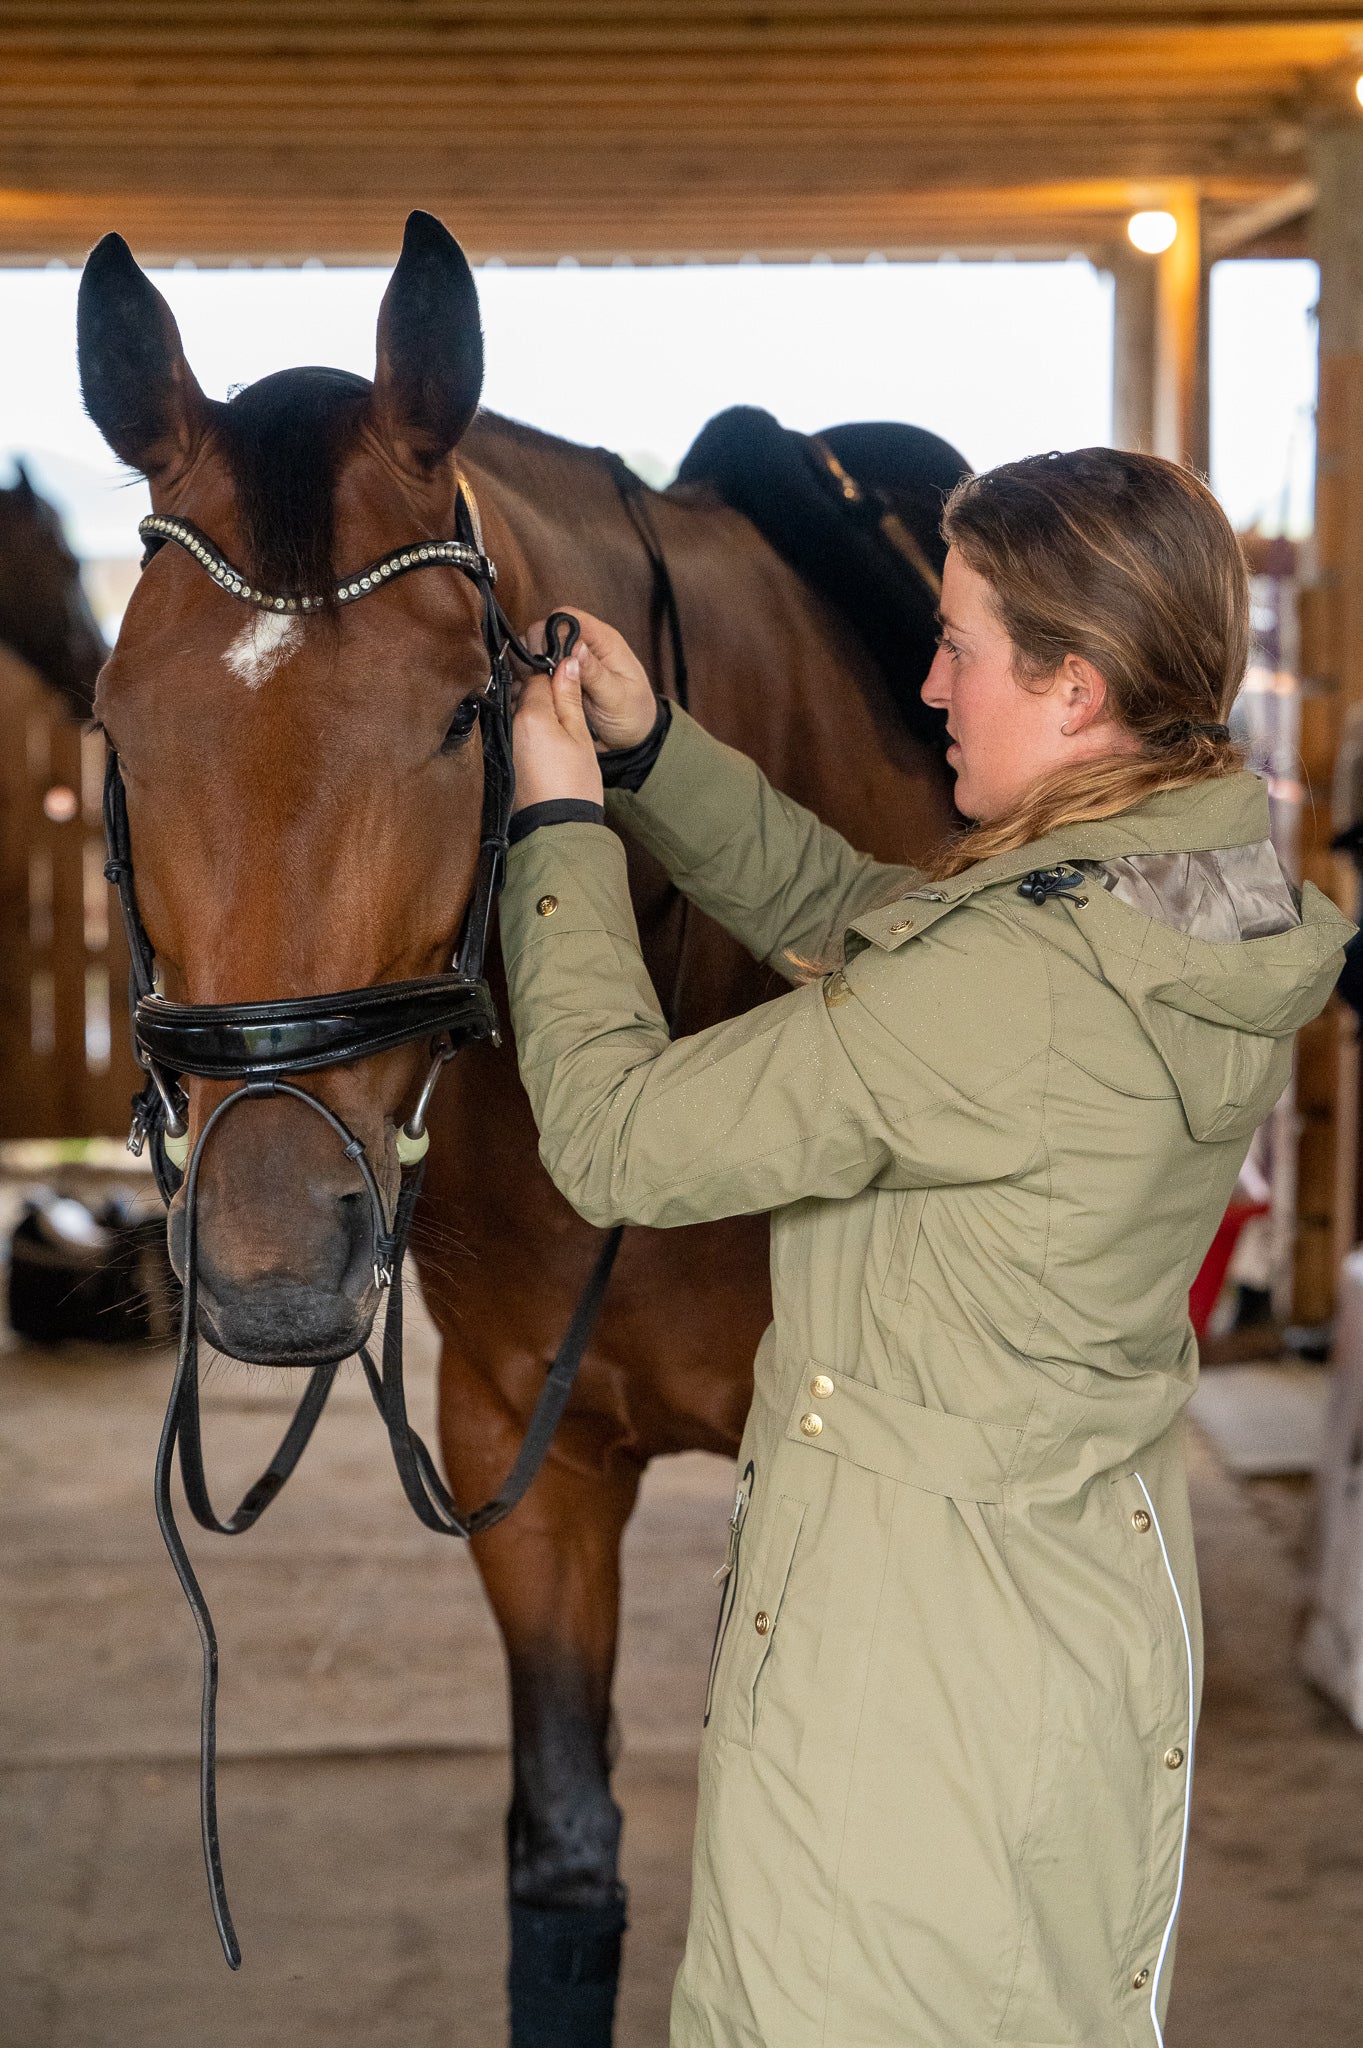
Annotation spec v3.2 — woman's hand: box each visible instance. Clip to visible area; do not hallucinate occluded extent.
[512,657,605,811]
[526,609,658,752]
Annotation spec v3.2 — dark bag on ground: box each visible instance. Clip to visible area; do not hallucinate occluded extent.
[8,1188,175,1345]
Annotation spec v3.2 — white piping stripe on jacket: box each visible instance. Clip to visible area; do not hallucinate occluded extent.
[1134,1472,1196,2048]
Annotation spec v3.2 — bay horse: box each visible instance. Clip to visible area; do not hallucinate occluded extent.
[0,460,106,715]
[77,212,959,2044]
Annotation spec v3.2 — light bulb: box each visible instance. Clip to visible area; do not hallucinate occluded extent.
[1127,210,1178,256]
[1355,73,1363,109]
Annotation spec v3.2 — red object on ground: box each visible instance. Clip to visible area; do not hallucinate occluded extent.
[1189,1201,1271,1337]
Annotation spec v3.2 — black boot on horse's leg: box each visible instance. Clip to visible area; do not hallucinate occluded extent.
[508,1892,628,2048]
[504,1651,628,2048]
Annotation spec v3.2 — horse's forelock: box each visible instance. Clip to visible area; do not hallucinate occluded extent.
[218,366,372,606]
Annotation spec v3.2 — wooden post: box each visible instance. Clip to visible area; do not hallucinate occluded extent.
[1110,182,1208,472]
[1301,117,1363,1317]
[1112,248,1157,455]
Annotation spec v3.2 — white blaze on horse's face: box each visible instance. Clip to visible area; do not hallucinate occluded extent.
[223,609,302,689]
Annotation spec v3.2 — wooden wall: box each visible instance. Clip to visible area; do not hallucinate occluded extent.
[0,652,142,1141]
[1298,117,1363,1320]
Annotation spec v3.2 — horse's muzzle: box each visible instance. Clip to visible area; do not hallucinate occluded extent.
[167,1186,380,1366]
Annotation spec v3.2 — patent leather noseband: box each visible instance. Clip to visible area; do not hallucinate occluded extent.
[104,478,609,1969]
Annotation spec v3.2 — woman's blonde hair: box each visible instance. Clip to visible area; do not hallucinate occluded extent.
[929,447,1248,878]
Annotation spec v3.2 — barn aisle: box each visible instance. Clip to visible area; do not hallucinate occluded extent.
[0,1289,723,2047]
[3,1293,1363,2046]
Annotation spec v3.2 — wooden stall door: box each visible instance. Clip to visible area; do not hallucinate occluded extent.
[0,649,142,1140]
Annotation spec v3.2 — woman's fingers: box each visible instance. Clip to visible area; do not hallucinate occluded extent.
[523,607,659,750]
[550,656,593,739]
[511,665,605,811]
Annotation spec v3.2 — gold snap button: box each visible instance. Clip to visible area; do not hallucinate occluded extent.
[799,1411,824,1438]
[810,1374,834,1399]
[536,895,559,917]
[754,1611,771,1635]
[1132,1968,1150,1990]
[888,917,914,934]
[1164,1746,1185,1771]
[823,970,851,1008]
[1131,1509,1151,1534]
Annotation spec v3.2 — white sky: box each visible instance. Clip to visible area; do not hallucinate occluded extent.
[1210,259,1318,541]
[0,254,1316,562]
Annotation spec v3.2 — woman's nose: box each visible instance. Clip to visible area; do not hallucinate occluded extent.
[921,648,951,709]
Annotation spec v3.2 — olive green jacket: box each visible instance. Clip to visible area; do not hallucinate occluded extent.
[501,708,1352,2048]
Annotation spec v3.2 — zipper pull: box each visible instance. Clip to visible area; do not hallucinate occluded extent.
[713,1480,749,1582]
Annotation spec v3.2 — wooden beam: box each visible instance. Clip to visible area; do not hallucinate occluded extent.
[0,10,1354,263]
[1108,183,1209,468]
[1204,176,1316,257]
[1152,181,1208,468]
[1299,115,1363,1314]
[1111,247,1158,452]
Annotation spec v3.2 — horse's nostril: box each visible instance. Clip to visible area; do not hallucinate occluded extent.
[166,1204,186,1282]
[337,1187,376,1289]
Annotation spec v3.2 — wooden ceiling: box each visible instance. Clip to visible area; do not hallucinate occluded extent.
[3,3,1362,263]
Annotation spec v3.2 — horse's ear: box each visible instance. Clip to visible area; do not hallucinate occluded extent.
[10,458,35,501]
[77,232,207,480]
[371,211,483,476]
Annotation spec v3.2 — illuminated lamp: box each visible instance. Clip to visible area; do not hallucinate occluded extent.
[1127,210,1178,256]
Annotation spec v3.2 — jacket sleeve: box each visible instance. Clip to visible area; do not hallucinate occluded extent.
[604,705,920,978]
[502,822,1048,1230]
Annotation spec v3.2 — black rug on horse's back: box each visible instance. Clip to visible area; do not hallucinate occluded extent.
[673,405,971,751]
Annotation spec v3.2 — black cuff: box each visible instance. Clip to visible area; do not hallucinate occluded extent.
[508,799,605,846]
[599,699,673,791]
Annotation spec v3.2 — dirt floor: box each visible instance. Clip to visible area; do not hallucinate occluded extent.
[2,1302,1362,2047]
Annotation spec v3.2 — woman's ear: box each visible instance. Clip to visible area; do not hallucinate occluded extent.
[1056,653,1110,737]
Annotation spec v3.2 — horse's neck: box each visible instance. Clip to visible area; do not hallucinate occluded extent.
[463,419,951,868]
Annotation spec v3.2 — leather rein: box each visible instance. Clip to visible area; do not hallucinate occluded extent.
[105,476,605,1969]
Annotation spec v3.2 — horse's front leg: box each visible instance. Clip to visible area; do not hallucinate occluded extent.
[439,1347,642,2048]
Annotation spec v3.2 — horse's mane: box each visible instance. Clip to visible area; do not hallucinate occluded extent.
[217,366,372,602]
[217,378,619,601]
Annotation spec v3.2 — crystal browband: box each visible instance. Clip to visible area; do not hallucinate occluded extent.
[137,512,495,615]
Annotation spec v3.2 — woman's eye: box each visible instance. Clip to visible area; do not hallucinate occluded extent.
[440,695,481,753]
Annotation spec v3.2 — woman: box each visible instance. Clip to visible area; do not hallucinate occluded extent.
[501,448,1352,2047]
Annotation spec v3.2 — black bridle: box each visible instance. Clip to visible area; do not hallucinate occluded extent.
[104,478,611,1969]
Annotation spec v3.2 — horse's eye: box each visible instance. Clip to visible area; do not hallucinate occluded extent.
[440,694,481,753]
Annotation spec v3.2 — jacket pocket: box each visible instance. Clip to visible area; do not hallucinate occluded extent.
[786,1366,1020,1503]
[703,1460,754,1727]
[740,1493,806,1745]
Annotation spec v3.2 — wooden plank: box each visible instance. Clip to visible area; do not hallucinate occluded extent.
[8,2,1363,34]
[1298,121,1363,1318]
[1111,246,1157,453]
[0,5,1348,259]
[0,658,142,1141]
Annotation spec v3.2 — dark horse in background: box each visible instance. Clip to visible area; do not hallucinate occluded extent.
[76,213,964,2044]
[0,461,106,714]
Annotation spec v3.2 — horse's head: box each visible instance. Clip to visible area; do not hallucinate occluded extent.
[0,461,107,717]
[78,213,499,1365]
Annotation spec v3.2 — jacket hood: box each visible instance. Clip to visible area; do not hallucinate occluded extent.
[851,773,1356,1143]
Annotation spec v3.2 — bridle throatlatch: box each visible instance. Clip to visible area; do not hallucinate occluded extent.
[105,478,613,1969]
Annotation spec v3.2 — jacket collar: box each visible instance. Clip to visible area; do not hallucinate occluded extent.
[933,770,1260,897]
[849,773,1277,952]
[925,772,1269,903]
